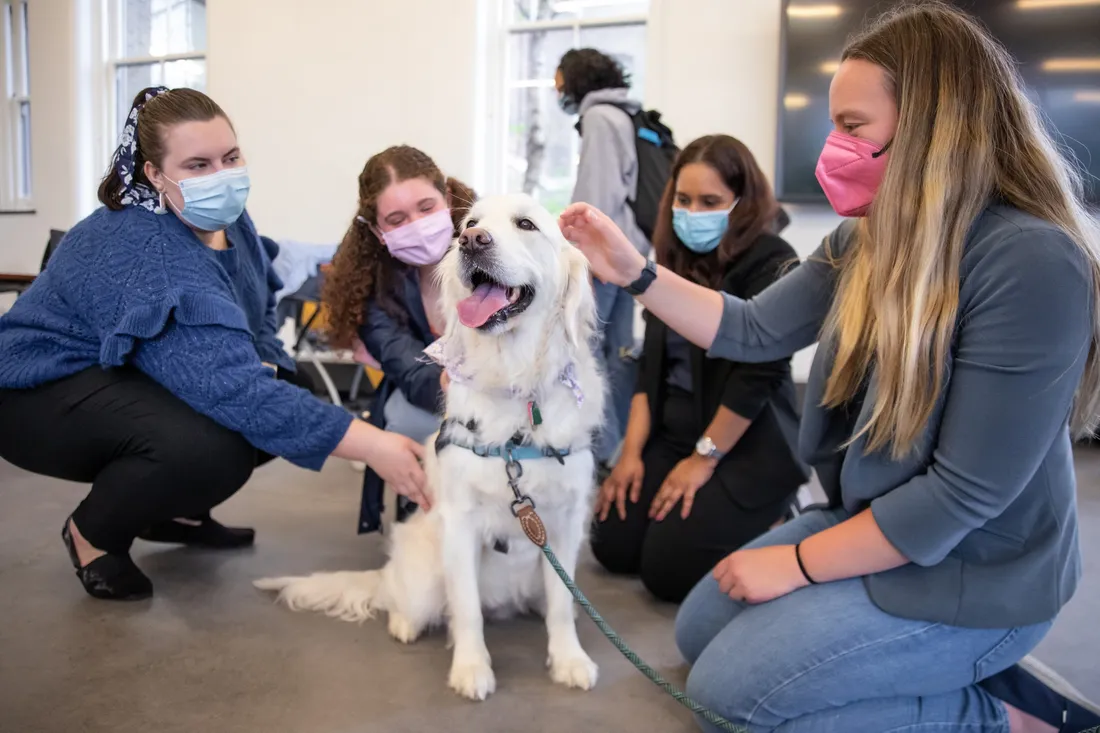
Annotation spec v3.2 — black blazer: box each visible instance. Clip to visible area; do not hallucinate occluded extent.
[636,233,810,510]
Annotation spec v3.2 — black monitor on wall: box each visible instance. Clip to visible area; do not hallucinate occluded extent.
[777,0,1100,205]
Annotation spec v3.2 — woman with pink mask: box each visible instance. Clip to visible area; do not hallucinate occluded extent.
[323,146,476,534]
[561,4,1100,732]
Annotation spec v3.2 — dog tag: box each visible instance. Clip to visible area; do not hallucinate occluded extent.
[527,401,543,428]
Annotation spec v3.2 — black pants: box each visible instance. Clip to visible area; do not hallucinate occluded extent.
[0,365,313,554]
[590,391,790,603]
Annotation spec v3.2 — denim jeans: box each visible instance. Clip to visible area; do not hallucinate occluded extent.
[674,508,1052,733]
[593,278,638,464]
[382,388,441,445]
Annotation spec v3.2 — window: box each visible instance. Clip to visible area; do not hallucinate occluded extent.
[0,0,32,210]
[109,0,206,140]
[492,0,648,213]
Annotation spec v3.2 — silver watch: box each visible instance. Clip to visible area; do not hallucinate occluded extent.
[695,436,725,461]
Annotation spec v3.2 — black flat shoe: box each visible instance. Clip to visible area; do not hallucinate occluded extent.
[137,516,255,548]
[61,519,153,601]
[979,656,1100,732]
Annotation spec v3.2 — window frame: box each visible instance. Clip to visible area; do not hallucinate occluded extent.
[0,0,32,212]
[479,1,648,201]
[104,0,206,149]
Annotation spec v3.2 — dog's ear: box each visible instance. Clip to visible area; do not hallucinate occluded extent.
[559,245,597,353]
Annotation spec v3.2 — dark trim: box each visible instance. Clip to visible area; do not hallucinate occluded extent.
[0,209,37,216]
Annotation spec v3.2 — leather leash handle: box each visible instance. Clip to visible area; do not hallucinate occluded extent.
[516,505,547,548]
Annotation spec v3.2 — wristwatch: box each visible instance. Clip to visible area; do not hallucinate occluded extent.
[624,259,657,296]
[695,436,725,461]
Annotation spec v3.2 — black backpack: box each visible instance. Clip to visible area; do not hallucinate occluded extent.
[577,103,679,241]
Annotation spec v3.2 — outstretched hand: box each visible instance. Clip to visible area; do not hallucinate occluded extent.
[559,203,647,287]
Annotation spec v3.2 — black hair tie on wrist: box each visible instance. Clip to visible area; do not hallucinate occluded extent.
[795,542,818,585]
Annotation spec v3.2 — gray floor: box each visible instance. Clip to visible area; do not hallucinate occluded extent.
[2,449,1099,733]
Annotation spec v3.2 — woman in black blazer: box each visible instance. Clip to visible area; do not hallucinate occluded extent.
[591,134,809,602]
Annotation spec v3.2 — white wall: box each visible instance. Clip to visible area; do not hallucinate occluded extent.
[205,0,480,245]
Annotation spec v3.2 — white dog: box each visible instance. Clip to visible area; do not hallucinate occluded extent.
[255,194,606,701]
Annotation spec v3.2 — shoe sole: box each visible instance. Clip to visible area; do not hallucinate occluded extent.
[1018,655,1100,717]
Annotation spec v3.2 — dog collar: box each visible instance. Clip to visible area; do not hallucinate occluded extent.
[422,340,585,407]
[433,418,574,465]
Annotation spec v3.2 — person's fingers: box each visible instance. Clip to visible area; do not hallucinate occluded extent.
[407,440,425,460]
[655,488,680,521]
[716,567,737,596]
[615,482,629,522]
[629,471,643,504]
[596,494,610,522]
[680,485,697,520]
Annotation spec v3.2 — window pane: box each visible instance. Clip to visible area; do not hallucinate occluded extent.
[162,58,206,91]
[506,29,577,207]
[18,100,31,198]
[122,0,206,58]
[509,0,647,23]
[17,0,28,95]
[578,23,646,98]
[504,24,647,209]
[4,5,12,96]
[116,63,162,137]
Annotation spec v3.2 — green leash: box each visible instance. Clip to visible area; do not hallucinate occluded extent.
[500,449,746,733]
[538,541,748,733]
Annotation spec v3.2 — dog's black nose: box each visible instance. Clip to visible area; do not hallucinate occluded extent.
[459,227,493,252]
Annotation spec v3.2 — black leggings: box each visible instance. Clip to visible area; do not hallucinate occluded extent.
[0,365,313,554]
[590,392,791,603]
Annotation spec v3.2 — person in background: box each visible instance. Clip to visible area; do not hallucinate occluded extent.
[323,145,476,534]
[590,134,808,604]
[560,3,1100,731]
[0,88,427,602]
[556,48,648,474]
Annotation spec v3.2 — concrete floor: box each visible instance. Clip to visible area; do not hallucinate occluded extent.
[2,449,1099,733]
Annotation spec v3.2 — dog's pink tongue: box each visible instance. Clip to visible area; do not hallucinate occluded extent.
[457,283,511,328]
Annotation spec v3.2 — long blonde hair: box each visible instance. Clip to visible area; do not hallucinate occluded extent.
[822,1,1100,458]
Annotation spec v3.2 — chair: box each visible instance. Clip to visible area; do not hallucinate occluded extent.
[0,228,66,297]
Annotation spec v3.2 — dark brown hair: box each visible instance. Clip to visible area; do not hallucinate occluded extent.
[323,145,477,349]
[557,48,631,104]
[97,87,230,211]
[652,134,780,289]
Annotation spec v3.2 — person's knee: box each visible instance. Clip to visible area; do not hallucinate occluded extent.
[589,523,640,576]
[684,658,756,732]
[639,555,696,604]
[143,422,255,503]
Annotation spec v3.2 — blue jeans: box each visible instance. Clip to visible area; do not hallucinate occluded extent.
[674,509,1052,733]
[593,278,638,464]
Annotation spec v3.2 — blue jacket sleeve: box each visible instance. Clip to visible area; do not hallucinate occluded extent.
[131,318,353,471]
[870,229,1093,565]
[359,301,443,414]
[708,220,854,363]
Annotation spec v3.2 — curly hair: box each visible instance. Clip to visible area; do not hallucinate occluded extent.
[652,135,780,290]
[557,48,632,105]
[322,145,477,350]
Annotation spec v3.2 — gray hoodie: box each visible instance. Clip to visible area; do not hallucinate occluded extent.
[571,88,651,257]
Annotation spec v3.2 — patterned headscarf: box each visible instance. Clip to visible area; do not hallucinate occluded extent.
[114,86,170,211]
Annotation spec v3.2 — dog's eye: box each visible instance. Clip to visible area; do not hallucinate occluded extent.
[465,218,478,228]
[515,218,538,232]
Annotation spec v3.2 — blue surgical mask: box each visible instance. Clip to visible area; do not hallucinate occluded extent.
[672,205,734,254]
[163,167,251,232]
[558,93,579,116]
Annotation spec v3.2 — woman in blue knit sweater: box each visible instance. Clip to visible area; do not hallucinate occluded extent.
[0,87,429,601]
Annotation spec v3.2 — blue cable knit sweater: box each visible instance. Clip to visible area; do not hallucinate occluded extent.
[0,205,353,470]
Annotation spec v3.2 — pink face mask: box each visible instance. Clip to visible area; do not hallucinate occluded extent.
[380,208,454,266]
[815,131,891,218]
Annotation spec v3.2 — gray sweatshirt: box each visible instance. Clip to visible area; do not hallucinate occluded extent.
[710,206,1090,629]
[571,88,651,257]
